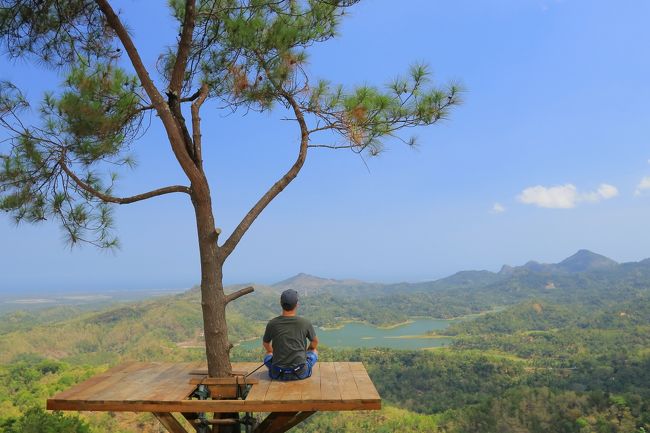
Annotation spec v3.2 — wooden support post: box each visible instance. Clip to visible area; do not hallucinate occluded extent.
[280,411,316,432]
[254,413,295,433]
[153,413,190,433]
[254,411,316,433]
[212,413,240,433]
[181,413,200,432]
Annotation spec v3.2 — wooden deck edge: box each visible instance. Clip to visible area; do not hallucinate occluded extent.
[46,398,381,413]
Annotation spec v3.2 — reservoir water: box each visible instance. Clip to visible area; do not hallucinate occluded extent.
[240,318,453,350]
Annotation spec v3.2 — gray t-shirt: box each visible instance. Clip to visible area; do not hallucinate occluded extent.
[263,315,316,368]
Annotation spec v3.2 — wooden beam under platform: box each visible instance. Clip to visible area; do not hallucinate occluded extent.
[254,411,316,433]
[153,413,190,433]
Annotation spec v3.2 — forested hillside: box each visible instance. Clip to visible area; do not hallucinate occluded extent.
[1,250,649,432]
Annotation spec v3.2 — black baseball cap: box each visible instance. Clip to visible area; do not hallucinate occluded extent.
[280,289,299,310]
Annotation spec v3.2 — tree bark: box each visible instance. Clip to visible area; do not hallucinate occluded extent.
[192,185,232,378]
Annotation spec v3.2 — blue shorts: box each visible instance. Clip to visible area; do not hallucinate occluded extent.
[263,351,318,380]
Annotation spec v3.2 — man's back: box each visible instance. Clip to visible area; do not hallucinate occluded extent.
[263,315,316,368]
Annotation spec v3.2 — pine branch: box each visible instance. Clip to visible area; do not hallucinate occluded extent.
[136,89,203,112]
[167,91,196,161]
[94,0,203,187]
[307,143,357,150]
[94,0,165,116]
[225,286,255,304]
[220,55,310,260]
[169,0,197,94]
[59,154,191,204]
[191,83,209,168]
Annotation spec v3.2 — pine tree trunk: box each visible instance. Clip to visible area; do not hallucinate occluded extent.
[192,191,232,378]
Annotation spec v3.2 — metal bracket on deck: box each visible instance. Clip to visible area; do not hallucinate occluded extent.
[241,412,256,433]
[188,383,256,432]
[192,384,210,433]
[192,384,211,400]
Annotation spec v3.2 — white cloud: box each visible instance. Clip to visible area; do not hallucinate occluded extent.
[582,183,619,202]
[597,184,619,199]
[517,183,618,209]
[518,184,578,208]
[635,176,650,196]
[490,203,505,214]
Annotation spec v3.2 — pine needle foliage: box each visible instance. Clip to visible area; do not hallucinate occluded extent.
[0,61,142,247]
[1,0,462,377]
[1,0,461,248]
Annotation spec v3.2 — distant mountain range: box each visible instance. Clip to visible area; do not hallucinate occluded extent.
[264,250,650,309]
[500,249,618,275]
[3,249,649,360]
[5,249,648,330]
[271,273,382,295]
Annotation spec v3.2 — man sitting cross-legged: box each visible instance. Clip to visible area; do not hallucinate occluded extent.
[262,289,319,380]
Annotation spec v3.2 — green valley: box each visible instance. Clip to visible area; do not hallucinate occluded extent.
[1,250,649,432]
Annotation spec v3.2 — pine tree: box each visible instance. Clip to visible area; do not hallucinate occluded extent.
[0,0,462,377]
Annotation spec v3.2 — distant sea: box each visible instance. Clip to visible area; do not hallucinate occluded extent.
[0,288,187,314]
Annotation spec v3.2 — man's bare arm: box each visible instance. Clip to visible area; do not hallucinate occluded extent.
[263,341,273,354]
[308,336,319,353]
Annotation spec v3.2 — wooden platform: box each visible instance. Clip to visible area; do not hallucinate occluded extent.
[46,361,381,413]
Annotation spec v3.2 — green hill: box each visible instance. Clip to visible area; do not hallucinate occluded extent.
[4,249,650,365]
[1,250,650,432]
[268,250,650,322]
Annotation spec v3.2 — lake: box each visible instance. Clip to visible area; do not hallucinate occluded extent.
[240,318,453,350]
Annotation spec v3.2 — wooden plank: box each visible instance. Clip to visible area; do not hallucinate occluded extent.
[47,397,381,413]
[348,362,365,372]
[350,363,381,403]
[158,362,206,400]
[153,413,189,433]
[318,362,341,402]
[99,363,178,401]
[189,377,259,385]
[46,361,382,413]
[71,362,147,400]
[99,363,172,401]
[250,401,379,412]
[334,363,361,402]
[189,369,247,375]
[244,370,273,403]
[299,363,321,401]
[51,362,136,401]
[263,377,286,402]
[275,378,303,402]
[262,364,312,402]
[145,363,199,401]
[190,362,259,376]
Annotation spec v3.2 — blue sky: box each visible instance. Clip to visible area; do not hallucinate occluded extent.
[2,0,650,294]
